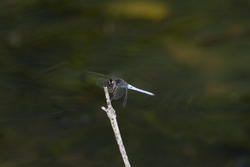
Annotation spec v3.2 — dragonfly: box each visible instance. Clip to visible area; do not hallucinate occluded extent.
[87,72,154,107]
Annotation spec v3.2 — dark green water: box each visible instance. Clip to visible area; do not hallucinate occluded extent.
[0,0,250,166]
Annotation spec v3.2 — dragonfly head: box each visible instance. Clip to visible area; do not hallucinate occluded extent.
[108,79,114,87]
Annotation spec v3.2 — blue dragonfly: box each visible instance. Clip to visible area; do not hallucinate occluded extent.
[88,72,154,107]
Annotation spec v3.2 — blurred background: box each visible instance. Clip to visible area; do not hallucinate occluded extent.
[1,0,250,166]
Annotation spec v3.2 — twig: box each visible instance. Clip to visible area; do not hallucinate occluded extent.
[101,87,131,167]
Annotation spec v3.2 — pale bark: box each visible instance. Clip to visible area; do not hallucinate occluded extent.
[101,87,131,167]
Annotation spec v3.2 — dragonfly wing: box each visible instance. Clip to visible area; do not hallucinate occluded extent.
[87,71,113,92]
[111,87,125,100]
[122,88,128,107]
[95,77,108,87]
[87,71,109,78]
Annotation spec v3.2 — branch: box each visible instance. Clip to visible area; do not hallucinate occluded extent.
[101,87,131,167]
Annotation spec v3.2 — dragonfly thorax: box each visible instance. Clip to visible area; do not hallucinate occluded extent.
[114,79,127,88]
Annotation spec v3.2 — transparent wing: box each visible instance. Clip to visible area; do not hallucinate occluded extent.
[95,77,108,87]
[122,88,128,107]
[86,71,113,92]
[111,87,126,100]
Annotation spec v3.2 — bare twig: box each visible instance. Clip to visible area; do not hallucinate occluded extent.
[101,87,131,167]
